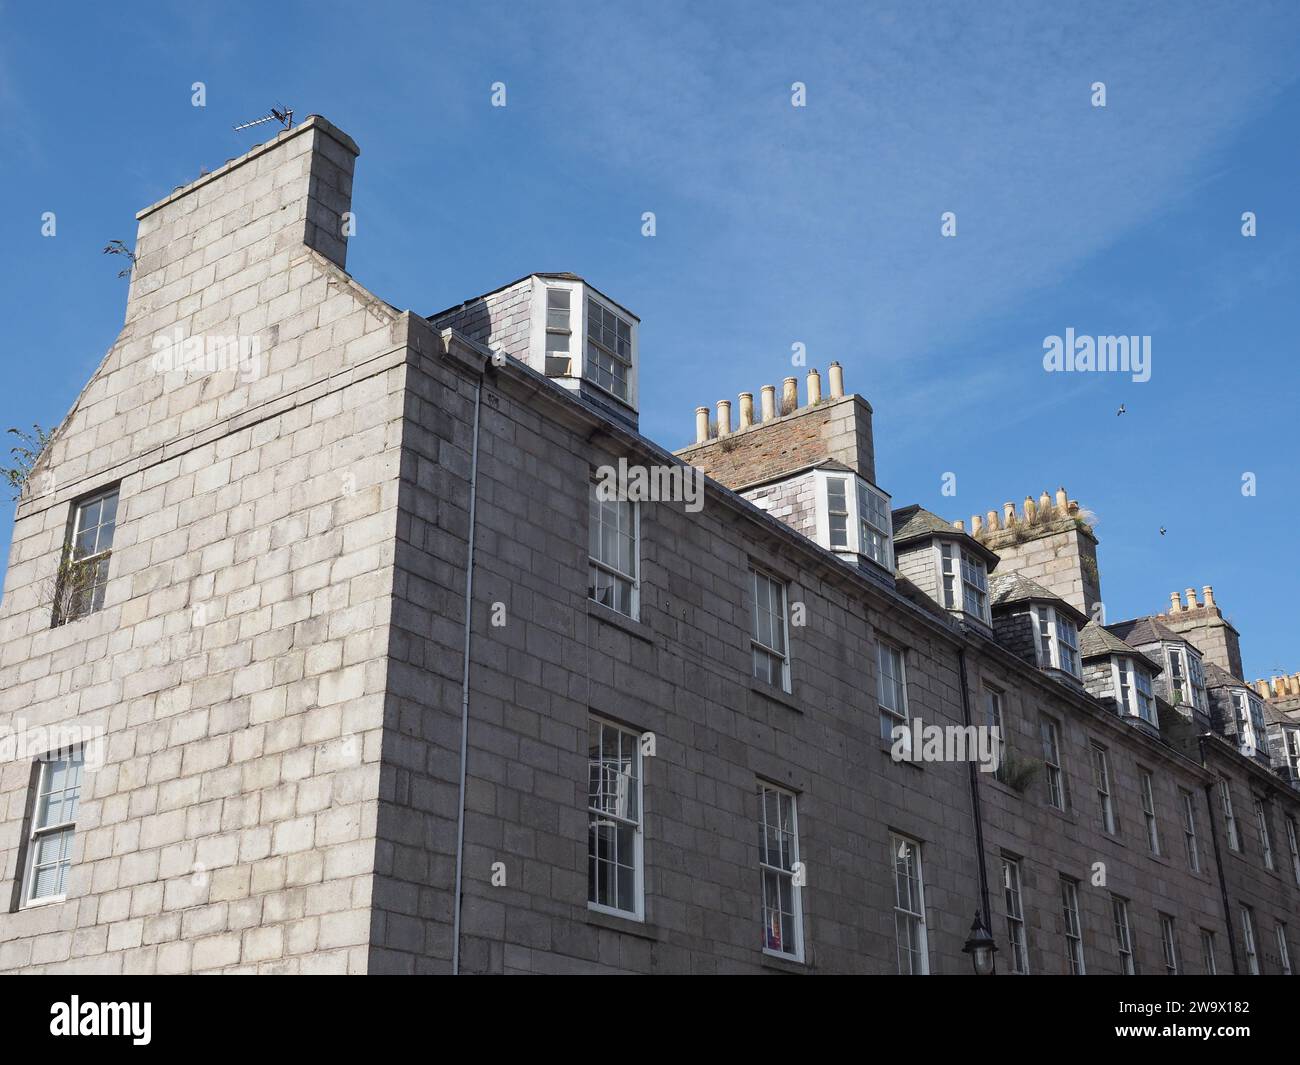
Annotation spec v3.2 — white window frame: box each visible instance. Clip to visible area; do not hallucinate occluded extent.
[1061,876,1085,975]
[1112,657,1156,725]
[1254,797,1274,872]
[1219,778,1240,852]
[1181,788,1200,873]
[1285,727,1300,782]
[586,717,645,920]
[1164,643,1207,712]
[1041,717,1065,810]
[750,568,791,694]
[1277,924,1292,976]
[758,783,804,962]
[1286,815,1300,885]
[812,470,893,571]
[876,641,909,746]
[1230,690,1267,757]
[891,833,929,975]
[1242,906,1259,974]
[56,486,119,625]
[588,481,640,620]
[1031,604,1080,678]
[530,279,638,407]
[1001,856,1029,974]
[936,540,990,623]
[1091,742,1116,836]
[1112,895,1136,974]
[1139,769,1160,855]
[1160,914,1179,975]
[21,747,85,907]
[1201,929,1217,975]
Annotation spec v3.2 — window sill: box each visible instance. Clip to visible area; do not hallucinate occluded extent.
[749,681,801,714]
[760,950,808,973]
[19,893,67,911]
[878,737,923,770]
[585,906,659,941]
[586,599,654,643]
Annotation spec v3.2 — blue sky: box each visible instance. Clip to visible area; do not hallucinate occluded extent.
[1,0,1297,680]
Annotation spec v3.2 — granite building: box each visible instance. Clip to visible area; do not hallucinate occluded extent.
[0,117,1296,974]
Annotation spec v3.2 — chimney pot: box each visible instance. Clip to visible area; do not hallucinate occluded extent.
[760,385,776,422]
[1003,502,1016,526]
[971,514,983,534]
[1202,585,1216,610]
[1023,495,1037,522]
[715,399,732,437]
[1055,486,1068,512]
[807,368,822,405]
[694,406,710,444]
[1067,499,1080,515]
[1038,490,1052,516]
[828,361,844,399]
[1185,587,1198,610]
[781,377,798,415]
[1169,592,1181,614]
[986,509,999,532]
[953,519,965,531]
[738,392,754,430]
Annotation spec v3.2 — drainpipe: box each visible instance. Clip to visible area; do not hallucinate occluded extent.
[451,359,487,975]
[1199,736,1239,974]
[957,643,992,932]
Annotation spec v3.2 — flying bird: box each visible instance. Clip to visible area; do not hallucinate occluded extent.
[1116,404,1126,416]
[1159,526,1166,536]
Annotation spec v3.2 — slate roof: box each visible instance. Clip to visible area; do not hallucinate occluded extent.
[1106,615,1186,648]
[1079,621,1164,671]
[891,505,1000,565]
[987,571,1088,624]
[1203,661,1244,690]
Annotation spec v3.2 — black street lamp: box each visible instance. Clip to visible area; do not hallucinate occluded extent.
[962,910,998,975]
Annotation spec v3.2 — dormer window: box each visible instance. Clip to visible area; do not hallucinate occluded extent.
[813,471,892,570]
[1164,644,1207,712]
[1113,657,1156,726]
[1031,604,1080,678]
[532,278,637,408]
[1230,689,1267,756]
[937,541,989,623]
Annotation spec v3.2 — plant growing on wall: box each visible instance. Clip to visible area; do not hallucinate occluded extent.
[1000,748,1041,794]
[1,424,52,500]
[45,544,104,627]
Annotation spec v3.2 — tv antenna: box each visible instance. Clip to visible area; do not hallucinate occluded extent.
[232,105,294,133]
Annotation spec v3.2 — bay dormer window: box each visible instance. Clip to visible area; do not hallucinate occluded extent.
[813,470,892,571]
[936,541,989,623]
[1031,604,1080,679]
[531,277,638,409]
[1230,689,1267,757]
[1114,657,1157,726]
[1164,644,1207,712]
